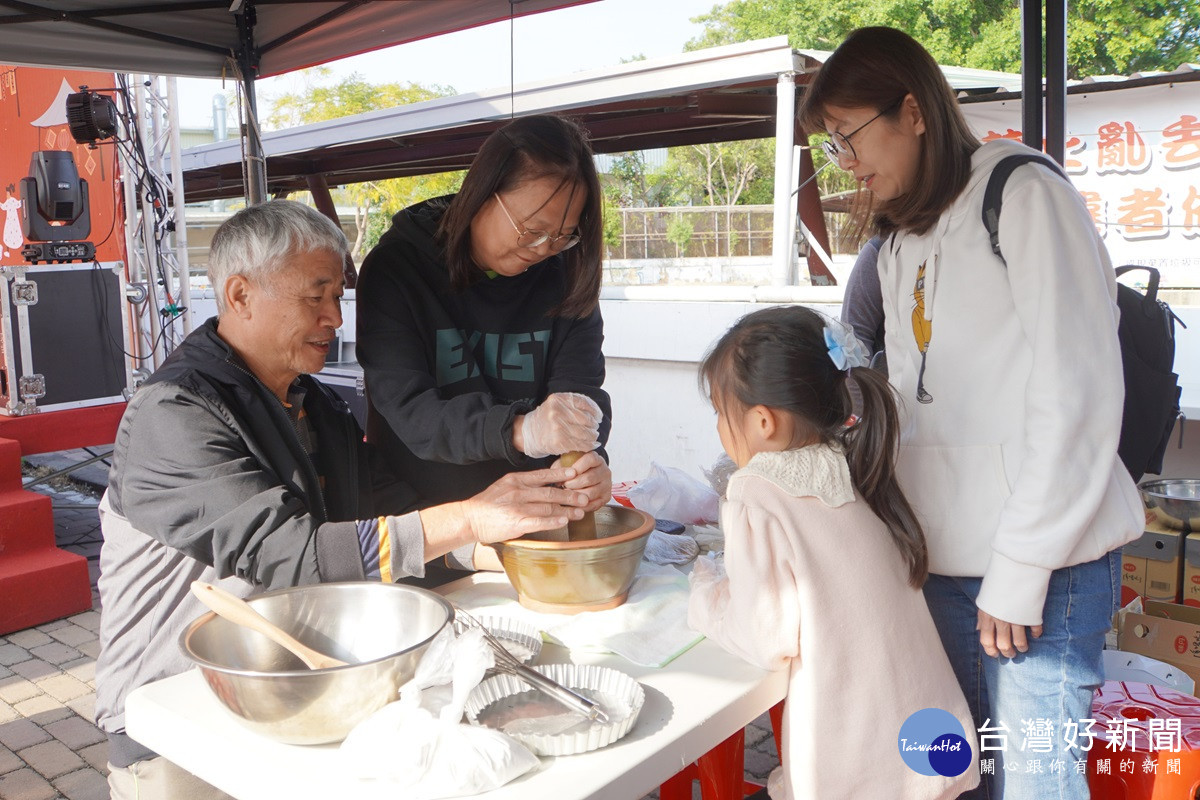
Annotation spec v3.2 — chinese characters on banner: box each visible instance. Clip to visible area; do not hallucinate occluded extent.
[960,80,1200,287]
[976,716,1185,776]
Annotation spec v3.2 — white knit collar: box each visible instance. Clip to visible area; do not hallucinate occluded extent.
[731,444,855,508]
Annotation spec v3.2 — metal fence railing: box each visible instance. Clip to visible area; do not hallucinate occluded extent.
[605,205,853,260]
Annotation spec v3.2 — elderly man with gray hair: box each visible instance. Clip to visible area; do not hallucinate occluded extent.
[94,200,591,800]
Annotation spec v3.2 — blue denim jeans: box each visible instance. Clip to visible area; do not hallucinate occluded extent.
[922,551,1120,800]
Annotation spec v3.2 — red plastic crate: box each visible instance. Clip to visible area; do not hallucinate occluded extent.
[1088,680,1200,799]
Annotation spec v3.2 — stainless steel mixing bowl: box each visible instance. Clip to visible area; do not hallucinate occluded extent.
[1138,479,1200,532]
[493,505,655,614]
[179,581,452,744]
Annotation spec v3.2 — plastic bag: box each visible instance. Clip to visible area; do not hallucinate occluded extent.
[689,524,725,555]
[685,553,728,633]
[702,453,739,499]
[688,552,726,589]
[341,627,539,799]
[342,703,538,799]
[643,529,699,565]
[626,462,719,525]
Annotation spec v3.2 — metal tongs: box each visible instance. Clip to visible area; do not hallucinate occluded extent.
[454,606,610,723]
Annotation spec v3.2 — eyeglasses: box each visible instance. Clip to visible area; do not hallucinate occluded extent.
[493,193,581,252]
[821,98,905,164]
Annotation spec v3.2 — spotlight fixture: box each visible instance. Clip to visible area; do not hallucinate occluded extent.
[19,151,95,263]
[66,89,119,146]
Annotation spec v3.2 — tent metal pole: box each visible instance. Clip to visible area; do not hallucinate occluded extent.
[770,71,796,286]
[1020,0,1043,149]
[134,78,164,370]
[236,9,267,206]
[1045,0,1067,164]
[118,98,147,381]
[305,174,358,289]
[165,77,193,333]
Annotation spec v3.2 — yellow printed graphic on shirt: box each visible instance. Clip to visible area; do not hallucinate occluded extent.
[911,260,931,353]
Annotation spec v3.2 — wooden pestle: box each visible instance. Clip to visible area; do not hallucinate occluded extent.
[560,451,598,540]
[190,581,347,670]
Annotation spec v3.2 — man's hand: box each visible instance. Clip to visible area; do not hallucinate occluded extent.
[977,608,1043,658]
[462,466,590,544]
[552,450,612,512]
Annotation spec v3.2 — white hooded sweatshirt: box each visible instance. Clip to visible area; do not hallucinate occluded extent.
[878,138,1142,626]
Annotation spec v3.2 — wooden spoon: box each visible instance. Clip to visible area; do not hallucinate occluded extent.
[560,451,598,540]
[190,581,347,670]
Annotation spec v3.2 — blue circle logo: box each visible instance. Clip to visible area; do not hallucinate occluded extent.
[898,708,973,777]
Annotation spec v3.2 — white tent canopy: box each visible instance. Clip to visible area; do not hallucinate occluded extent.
[0,0,594,78]
[0,0,595,203]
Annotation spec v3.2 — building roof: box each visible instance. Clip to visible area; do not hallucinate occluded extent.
[177,37,1026,201]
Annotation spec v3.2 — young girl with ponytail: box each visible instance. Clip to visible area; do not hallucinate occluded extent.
[688,305,978,800]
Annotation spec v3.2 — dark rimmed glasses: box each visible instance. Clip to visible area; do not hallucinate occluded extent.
[821,98,905,164]
[493,193,581,252]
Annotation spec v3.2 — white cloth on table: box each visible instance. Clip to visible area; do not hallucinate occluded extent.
[443,562,702,668]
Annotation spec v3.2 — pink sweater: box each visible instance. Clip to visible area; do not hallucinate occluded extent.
[688,445,979,800]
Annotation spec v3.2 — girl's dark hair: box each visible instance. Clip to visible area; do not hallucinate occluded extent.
[797,26,980,237]
[437,114,603,318]
[699,306,928,587]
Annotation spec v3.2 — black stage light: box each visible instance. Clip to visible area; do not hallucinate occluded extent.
[66,90,119,146]
[19,151,95,262]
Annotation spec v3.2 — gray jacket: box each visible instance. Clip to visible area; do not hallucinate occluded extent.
[95,318,420,766]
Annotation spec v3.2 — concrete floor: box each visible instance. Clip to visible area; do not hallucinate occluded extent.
[0,449,780,800]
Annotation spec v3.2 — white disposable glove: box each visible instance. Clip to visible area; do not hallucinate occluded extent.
[688,553,726,589]
[520,392,602,459]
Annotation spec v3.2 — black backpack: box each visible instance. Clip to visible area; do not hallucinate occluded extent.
[982,152,1185,482]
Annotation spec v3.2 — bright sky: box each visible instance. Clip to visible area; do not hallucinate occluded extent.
[176,0,720,131]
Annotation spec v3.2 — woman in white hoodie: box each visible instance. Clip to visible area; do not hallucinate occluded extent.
[799,27,1142,800]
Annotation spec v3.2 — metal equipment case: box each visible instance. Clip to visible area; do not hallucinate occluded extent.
[0,261,129,415]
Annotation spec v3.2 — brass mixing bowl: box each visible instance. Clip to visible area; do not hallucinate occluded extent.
[493,505,655,614]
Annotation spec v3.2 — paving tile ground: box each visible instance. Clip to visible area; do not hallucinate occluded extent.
[3,449,781,800]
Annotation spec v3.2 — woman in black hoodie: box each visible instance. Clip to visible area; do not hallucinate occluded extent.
[356,114,611,575]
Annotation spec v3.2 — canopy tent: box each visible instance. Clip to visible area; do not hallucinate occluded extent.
[0,0,596,201]
[0,0,595,78]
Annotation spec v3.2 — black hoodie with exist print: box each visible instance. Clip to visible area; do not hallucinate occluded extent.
[356,196,611,507]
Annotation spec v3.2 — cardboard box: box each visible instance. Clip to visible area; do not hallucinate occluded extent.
[1121,529,1185,604]
[1118,600,1200,695]
[1184,534,1200,607]
[1103,648,1195,694]
[1121,553,1146,606]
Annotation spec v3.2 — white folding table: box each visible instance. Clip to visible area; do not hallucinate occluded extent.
[125,572,787,800]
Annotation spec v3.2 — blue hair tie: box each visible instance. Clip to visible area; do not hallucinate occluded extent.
[822,317,870,371]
